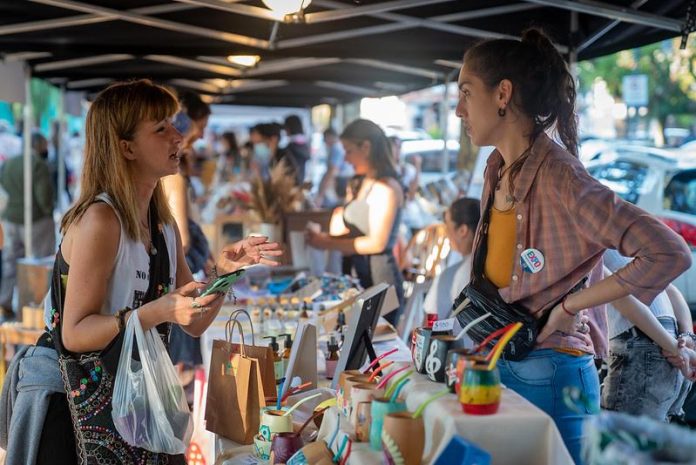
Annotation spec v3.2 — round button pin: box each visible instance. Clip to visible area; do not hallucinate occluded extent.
[520,248,545,273]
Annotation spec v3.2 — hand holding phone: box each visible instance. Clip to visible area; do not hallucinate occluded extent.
[199,269,245,297]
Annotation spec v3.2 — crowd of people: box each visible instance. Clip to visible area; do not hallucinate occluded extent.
[0,26,693,465]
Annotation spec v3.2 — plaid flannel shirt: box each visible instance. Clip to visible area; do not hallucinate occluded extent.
[476,133,692,356]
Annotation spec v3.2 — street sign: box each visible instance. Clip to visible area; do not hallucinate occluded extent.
[622,74,649,107]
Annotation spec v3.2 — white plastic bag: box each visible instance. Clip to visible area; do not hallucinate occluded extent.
[112,310,193,454]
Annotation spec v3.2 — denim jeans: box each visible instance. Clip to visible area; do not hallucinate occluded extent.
[498,349,599,465]
[601,317,691,422]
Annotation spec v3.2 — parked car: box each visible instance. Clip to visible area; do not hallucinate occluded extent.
[400,139,460,186]
[584,146,696,310]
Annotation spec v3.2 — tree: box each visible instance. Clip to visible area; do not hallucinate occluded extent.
[578,37,696,138]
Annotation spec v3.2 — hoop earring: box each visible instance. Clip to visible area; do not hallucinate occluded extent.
[498,107,506,117]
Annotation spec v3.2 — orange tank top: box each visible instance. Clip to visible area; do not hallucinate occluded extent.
[484,206,516,288]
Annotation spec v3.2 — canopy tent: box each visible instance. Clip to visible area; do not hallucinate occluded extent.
[0,0,692,107]
[0,0,694,258]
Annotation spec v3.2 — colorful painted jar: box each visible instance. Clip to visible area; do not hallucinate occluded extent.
[458,364,501,415]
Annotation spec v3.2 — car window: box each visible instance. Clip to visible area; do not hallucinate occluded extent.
[586,160,648,204]
[405,150,458,172]
[664,169,696,215]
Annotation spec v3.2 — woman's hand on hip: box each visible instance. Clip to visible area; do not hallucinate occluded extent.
[537,305,588,343]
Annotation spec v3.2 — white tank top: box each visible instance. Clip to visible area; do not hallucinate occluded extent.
[44,193,177,325]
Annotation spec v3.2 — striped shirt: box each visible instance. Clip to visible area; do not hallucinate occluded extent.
[476,133,691,356]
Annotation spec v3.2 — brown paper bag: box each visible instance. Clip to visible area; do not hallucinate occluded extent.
[205,320,266,444]
[223,309,277,400]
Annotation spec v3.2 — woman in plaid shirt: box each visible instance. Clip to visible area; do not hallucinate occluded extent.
[455,28,692,464]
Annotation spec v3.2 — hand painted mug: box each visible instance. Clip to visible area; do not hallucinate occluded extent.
[444,348,474,393]
[369,397,407,451]
[412,327,433,374]
[425,335,457,382]
[260,409,293,441]
[349,383,383,427]
[381,412,425,465]
[286,441,334,465]
[459,364,501,415]
[355,401,372,442]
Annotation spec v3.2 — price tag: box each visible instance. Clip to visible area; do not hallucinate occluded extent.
[432,318,455,333]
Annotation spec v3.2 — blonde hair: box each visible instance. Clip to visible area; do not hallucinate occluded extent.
[61,79,178,241]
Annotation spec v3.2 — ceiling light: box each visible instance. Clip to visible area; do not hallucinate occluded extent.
[226,55,261,67]
[262,0,312,17]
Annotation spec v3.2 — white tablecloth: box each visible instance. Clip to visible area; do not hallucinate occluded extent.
[316,368,574,465]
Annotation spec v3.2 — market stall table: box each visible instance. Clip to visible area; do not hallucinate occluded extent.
[316,368,575,465]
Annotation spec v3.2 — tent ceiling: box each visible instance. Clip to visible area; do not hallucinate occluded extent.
[0,0,691,107]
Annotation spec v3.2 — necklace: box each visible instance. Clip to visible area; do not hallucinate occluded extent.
[495,163,516,204]
[142,206,157,256]
[495,144,533,204]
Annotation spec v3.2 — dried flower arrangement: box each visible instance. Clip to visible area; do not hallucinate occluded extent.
[248,159,305,224]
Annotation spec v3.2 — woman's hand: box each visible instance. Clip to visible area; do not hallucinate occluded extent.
[217,235,283,273]
[537,305,589,343]
[664,338,696,381]
[305,227,329,249]
[146,281,221,327]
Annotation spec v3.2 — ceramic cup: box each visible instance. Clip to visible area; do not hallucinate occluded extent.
[337,371,371,417]
[369,397,407,451]
[349,383,383,428]
[342,375,374,418]
[286,441,334,465]
[444,348,474,393]
[253,433,272,460]
[271,432,304,464]
[355,401,372,442]
[412,327,433,374]
[260,409,293,441]
[459,364,502,415]
[425,335,457,382]
[381,412,425,465]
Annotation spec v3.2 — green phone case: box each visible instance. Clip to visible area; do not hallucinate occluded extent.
[199,270,244,297]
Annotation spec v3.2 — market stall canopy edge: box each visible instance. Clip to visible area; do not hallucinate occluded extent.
[0,0,692,107]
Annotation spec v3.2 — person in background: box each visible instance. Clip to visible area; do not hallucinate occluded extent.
[278,115,310,186]
[389,135,421,202]
[0,132,56,319]
[455,28,691,464]
[162,90,214,398]
[423,197,480,321]
[316,127,354,208]
[213,131,242,185]
[252,123,281,180]
[601,249,695,422]
[306,119,405,326]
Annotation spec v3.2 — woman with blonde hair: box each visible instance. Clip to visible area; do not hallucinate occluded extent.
[1,79,281,465]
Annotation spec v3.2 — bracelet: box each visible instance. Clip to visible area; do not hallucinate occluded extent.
[210,264,219,280]
[115,307,132,332]
[561,297,575,317]
[678,332,696,343]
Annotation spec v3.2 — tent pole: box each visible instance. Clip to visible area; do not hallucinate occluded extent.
[57,85,67,213]
[441,75,450,176]
[22,66,33,258]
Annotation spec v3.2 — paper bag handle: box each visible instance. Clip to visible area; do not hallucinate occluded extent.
[225,309,255,345]
[225,319,247,358]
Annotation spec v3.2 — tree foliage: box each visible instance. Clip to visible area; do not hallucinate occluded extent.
[578,38,696,132]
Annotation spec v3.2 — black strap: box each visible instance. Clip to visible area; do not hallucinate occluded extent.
[49,199,171,374]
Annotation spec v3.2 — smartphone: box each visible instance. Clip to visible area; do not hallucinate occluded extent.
[199,269,245,297]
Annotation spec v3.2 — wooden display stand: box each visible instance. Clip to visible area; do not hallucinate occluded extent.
[201,213,250,257]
